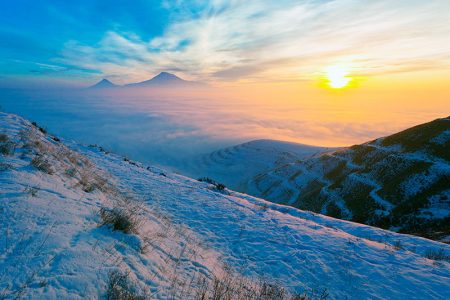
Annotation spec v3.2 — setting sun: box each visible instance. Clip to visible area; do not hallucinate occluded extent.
[326,65,352,88]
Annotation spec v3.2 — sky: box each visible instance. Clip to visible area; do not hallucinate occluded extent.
[1,0,450,86]
[0,0,449,157]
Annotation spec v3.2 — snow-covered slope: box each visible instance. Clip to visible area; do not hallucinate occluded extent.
[246,116,450,241]
[1,112,450,299]
[179,139,330,191]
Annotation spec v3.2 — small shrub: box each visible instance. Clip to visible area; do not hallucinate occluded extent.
[83,184,95,193]
[215,183,226,191]
[0,133,15,155]
[257,282,288,299]
[193,265,309,300]
[79,172,95,192]
[198,177,226,191]
[198,177,215,184]
[65,168,77,177]
[31,155,54,174]
[259,203,269,211]
[326,202,342,219]
[392,240,403,251]
[39,279,48,288]
[292,295,310,300]
[99,146,110,154]
[0,133,8,143]
[64,153,78,166]
[0,162,13,171]
[78,171,108,193]
[31,121,47,134]
[24,186,39,197]
[105,270,146,300]
[93,174,108,192]
[99,205,142,234]
[425,248,450,261]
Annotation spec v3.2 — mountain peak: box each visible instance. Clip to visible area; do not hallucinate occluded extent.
[89,78,116,89]
[126,71,205,87]
[156,71,177,78]
[150,72,184,82]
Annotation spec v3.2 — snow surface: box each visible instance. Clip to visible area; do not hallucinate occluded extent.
[1,112,450,299]
[178,139,330,191]
[245,129,450,238]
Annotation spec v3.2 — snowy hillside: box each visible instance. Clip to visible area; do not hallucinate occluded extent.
[1,112,450,299]
[179,140,330,191]
[246,116,450,241]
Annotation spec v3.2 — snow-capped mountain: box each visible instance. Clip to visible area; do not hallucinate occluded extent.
[1,112,449,299]
[245,116,450,241]
[125,72,203,87]
[86,72,204,89]
[179,139,331,191]
[88,78,117,89]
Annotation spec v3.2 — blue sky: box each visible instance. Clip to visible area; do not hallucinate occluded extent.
[1,0,449,87]
[0,0,170,85]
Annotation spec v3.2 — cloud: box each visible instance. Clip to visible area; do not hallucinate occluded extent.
[28,62,67,74]
[58,0,450,83]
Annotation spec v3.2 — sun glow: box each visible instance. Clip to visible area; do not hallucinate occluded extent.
[326,65,352,89]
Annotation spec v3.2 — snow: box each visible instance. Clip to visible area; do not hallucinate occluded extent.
[245,132,450,239]
[177,139,330,191]
[432,129,450,145]
[1,112,450,299]
[420,191,450,219]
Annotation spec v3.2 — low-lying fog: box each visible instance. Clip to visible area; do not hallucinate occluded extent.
[0,85,446,170]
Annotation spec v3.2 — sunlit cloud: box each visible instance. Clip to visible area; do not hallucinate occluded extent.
[57,0,450,84]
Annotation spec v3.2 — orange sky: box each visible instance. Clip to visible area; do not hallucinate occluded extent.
[181,68,450,146]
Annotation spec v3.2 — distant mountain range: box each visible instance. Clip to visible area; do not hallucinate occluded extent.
[88,72,204,89]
